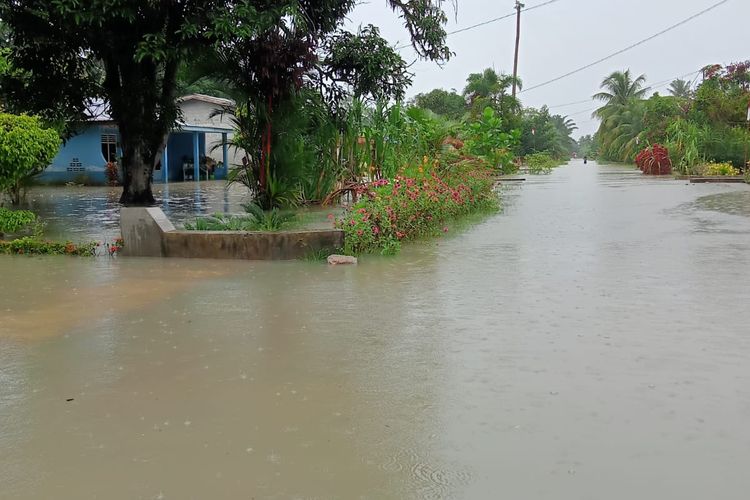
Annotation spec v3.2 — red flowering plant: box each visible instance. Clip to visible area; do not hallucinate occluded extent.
[635,144,672,175]
[336,156,499,255]
[105,162,119,186]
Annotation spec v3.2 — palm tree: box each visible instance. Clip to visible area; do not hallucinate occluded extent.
[593,69,649,116]
[602,101,645,161]
[550,114,578,155]
[593,70,649,162]
[463,68,522,116]
[668,78,693,98]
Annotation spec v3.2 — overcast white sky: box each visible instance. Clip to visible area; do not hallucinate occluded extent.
[345,0,749,138]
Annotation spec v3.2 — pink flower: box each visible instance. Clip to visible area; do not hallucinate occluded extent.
[357,230,364,236]
[349,220,356,226]
[372,226,380,235]
[443,227,449,232]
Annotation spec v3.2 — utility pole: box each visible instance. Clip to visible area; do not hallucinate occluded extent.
[512,1,524,99]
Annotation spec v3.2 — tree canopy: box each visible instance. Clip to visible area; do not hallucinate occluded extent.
[0,0,453,204]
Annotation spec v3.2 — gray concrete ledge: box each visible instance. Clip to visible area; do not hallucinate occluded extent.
[121,207,343,260]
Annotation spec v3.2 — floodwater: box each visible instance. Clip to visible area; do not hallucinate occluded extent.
[2,161,750,499]
[19,180,335,243]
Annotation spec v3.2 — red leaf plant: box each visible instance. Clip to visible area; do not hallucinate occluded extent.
[635,144,672,175]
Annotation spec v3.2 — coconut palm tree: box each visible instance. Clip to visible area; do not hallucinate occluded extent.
[593,70,649,161]
[593,69,649,115]
[667,78,693,98]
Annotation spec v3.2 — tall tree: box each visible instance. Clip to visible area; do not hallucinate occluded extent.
[1,0,452,205]
[593,70,649,162]
[668,78,693,99]
[411,88,466,120]
[593,70,649,112]
[463,68,522,116]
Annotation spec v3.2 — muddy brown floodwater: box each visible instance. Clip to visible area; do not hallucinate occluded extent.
[2,161,750,499]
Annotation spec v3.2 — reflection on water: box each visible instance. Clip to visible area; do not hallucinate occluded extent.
[2,161,750,499]
[22,181,252,242]
[694,190,750,218]
[21,181,338,242]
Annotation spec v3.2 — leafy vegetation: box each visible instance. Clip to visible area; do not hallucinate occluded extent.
[702,162,740,176]
[184,204,297,232]
[0,113,61,204]
[1,0,453,205]
[0,236,97,256]
[336,156,500,255]
[463,107,519,173]
[591,63,750,175]
[525,152,561,174]
[0,207,36,235]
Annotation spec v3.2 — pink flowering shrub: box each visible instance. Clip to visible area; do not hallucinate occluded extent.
[336,158,499,255]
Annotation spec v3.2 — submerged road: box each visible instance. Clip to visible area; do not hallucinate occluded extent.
[2,160,750,499]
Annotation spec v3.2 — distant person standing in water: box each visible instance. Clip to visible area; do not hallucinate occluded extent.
[583,156,588,164]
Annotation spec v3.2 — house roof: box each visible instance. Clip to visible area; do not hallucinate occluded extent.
[179,123,233,134]
[178,94,235,108]
[84,94,236,132]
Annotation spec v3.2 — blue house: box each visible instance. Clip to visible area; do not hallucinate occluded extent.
[39,94,238,185]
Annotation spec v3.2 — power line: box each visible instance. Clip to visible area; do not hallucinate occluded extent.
[395,0,562,50]
[520,0,730,94]
[548,98,594,109]
[550,68,702,110]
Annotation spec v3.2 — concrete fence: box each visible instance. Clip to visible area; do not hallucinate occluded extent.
[120,207,344,260]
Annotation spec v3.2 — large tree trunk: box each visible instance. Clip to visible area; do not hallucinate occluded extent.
[119,143,157,205]
[102,50,178,206]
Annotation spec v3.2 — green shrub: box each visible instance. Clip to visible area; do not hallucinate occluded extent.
[0,207,36,235]
[524,152,559,174]
[463,107,520,174]
[184,205,297,232]
[701,162,740,176]
[0,113,61,204]
[336,157,499,255]
[0,237,97,256]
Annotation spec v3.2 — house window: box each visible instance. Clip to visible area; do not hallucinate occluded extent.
[101,134,118,163]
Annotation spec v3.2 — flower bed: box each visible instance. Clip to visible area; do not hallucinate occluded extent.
[701,162,740,176]
[336,158,499,255]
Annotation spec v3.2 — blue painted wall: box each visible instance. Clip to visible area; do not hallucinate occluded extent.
[162,132,206,182]
[39,124,223,185]
[38,125,114,185]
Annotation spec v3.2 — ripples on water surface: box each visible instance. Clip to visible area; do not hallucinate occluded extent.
[2,162,750,499]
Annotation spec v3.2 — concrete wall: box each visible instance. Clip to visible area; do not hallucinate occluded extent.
[121,207,344,260]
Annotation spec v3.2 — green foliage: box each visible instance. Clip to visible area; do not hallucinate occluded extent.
[463,68,522,131]
[337,159,500,255]
[596,64,750,168]
[668,79,693,99]
[642,94,685,145]
[411,88,466,120]
[2,0,452,204]
[577,134,597,157]
[665,118,704,174]
[0,207,35,234]
[184,204,297,232]
[519,106,577,158]
[0,113,61,204]
[463,107,519,173]
[701,162,740,176]
[0,236,97,256]
[525,152,560,174]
